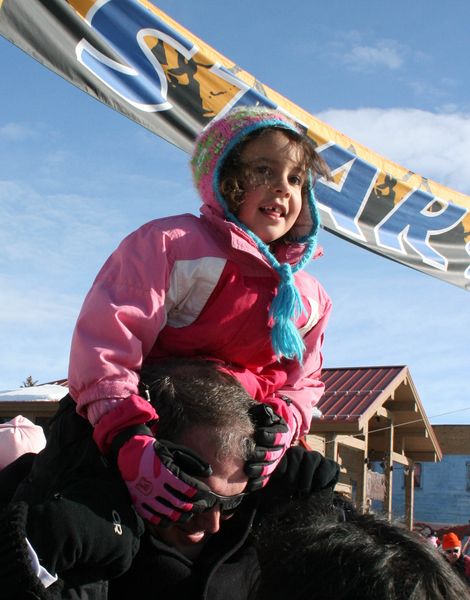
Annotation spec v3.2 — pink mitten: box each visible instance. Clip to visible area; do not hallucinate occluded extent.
[92,394,213,525]
[117,435,214,526]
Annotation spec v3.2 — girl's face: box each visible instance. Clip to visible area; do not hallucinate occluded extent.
[236,130,305,244]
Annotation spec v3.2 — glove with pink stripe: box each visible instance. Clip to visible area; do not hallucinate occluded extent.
[245,396,296,492]
[116,433,214,526]
[92,394,213,526]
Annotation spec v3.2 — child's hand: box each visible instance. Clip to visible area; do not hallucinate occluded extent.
[117,435,214,526]
[244,401,295,491]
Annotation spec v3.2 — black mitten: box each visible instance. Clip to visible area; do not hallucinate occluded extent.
[245,402,293,492]
[0,501,63,599]
[259,446,339,510]
[24,476,144,582]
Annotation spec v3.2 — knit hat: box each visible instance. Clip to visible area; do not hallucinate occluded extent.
[191,106,321,362]
[441,532,461,550]
[0,415,46,470]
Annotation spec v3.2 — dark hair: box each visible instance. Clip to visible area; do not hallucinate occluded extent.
[219,127,330,215]
[140,358,256,460]
[254,492,470,600]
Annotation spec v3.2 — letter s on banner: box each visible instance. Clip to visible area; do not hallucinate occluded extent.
[76,0,196,111]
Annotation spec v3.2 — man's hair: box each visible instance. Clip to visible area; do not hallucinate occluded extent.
[254,492,470,600]
[140,358,256,461]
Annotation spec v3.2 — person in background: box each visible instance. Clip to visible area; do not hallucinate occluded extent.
[441,532,470,587]
[0,415,46,471]
[427,530,440,548]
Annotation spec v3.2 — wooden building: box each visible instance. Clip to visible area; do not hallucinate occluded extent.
[0,383,67,427]
[307,365,442,529]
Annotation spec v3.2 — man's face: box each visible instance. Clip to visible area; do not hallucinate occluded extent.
[443,546,461,564]
[154,426,248,558]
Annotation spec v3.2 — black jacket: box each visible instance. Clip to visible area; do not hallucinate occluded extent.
[109,498,260,599]
[1,395,143,599]
[1,394,338,600]
[1,395,260,600]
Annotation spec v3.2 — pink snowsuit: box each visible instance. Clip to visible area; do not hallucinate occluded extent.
[68,200,332,438]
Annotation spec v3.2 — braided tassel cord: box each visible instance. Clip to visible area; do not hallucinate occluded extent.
[269,264,306,361]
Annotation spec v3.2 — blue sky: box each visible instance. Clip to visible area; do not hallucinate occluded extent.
[1,0,469,423]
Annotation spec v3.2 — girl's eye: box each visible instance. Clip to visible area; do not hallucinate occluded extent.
[254,165,271,177]
[289,174,304,186]
[244,164,272,186]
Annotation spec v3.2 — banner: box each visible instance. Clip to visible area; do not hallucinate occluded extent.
[1,0,469,289]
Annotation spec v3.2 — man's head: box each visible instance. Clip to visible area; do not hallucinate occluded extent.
[140,358,256,557]
[441,532,462,565]
[255,493,470,600]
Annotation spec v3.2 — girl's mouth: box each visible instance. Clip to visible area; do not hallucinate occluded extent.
[259,204,286,217]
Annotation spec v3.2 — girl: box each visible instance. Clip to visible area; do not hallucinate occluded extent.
[68,106,332,524]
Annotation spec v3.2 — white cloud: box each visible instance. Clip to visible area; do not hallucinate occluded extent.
[316,107,470,194]
[0,278,80,389]
[320,31,408,73]
[344,41,404,71]
[0,277,81,327]
[0,122,35,141]
[0,181,121,275]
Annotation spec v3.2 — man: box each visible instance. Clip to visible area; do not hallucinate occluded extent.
[108,358,260,598]
[0,358,339,599]
[441,532,470,587]
[110,359,339,599]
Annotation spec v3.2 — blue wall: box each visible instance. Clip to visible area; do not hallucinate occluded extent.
[393,455,470,524]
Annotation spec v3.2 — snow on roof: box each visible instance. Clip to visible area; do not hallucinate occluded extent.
[0,384,69,402]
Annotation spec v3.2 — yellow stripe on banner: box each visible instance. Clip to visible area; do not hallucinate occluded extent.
[133,1,470,215]
[67,0,95,19]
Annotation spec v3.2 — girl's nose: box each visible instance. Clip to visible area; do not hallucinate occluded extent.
[271,175,291,196]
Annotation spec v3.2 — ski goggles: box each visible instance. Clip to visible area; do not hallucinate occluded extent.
[204,490,248,514]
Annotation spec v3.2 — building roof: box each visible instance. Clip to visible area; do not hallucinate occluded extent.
[0,384,69,421]
[311,366,442,463]
[317,366,405,422]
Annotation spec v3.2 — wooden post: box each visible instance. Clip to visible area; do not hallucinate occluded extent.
[325,433,338,462]
[383,419,394,521]
[404,462,415,530]
[355,424,369,514]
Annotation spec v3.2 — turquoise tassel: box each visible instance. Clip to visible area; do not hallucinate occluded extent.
[269,264,306,361]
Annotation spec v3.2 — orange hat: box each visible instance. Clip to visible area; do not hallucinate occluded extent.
[441,533,461,550]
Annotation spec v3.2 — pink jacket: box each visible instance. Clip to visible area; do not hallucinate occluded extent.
[68,204,332,437]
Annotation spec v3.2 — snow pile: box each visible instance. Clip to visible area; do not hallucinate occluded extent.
[0,384,69,403]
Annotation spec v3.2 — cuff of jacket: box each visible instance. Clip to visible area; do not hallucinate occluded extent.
[92,394,158,455]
